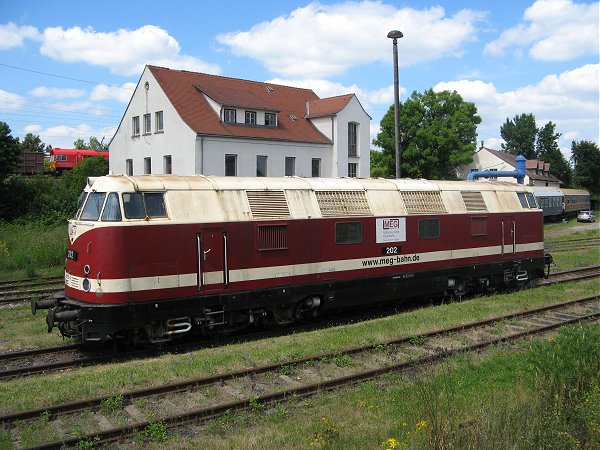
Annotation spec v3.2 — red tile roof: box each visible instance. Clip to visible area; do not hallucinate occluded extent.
[148,66,332,144]
[306,94,354,118]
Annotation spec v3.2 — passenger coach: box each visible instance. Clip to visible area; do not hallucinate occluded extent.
[34,175,550,344]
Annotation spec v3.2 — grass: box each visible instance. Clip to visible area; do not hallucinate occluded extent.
[0,221,66,280]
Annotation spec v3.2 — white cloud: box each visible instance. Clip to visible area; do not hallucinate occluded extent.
[24,124,42,134]
[434,64,599,157]
[267,78,402,113]
[29,86,86,99]
[32,124,116,149]
[484,0,599,61]
[0,22,40,50]
[0,89,25,112]
[218,1,485,78]
[39,25,221,76]
[91,83,136,102]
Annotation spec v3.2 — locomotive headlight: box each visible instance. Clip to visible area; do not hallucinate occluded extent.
[82,278,91,292]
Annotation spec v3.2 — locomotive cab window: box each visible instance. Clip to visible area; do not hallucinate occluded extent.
[335,222,362,244]
[80,192,106,221]
[75,192,88,219]
[418,218,440,239]
[525,193,537,208]
[517,192,528,208]
[123,192,167,219]
[101,192,122,221]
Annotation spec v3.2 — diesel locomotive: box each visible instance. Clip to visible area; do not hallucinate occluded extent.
[33,175,552,345]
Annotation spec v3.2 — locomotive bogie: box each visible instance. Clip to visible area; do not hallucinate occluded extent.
[34,175,550,345]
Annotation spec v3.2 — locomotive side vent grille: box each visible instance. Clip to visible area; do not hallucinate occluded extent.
[257,224,288,251]
[401,191,447,214]
[315,190,372,217]
[246,190,291,219]
[461,191,487,212]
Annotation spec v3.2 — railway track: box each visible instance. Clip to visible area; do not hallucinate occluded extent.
[0,276,63,305]
[1,264,598,382]
[2,294,599,449]
[545,237,599,252]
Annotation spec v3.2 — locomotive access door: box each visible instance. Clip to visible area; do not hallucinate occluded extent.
[501,216,516,256]
[196,228,229,292]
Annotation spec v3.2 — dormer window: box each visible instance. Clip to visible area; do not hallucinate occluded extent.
[224,108,236,123]
[265,113,276,127]
[245,111,257,125]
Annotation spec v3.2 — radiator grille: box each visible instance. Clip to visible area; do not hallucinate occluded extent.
[400,191,447,214]
[461,191,487,212]
[65,273,79,289]
[246,190,290,219]
[257,225,288,251]
[315,190,372,217]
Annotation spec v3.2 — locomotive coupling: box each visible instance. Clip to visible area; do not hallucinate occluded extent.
[31,298,56,315]
[46,308,80,333]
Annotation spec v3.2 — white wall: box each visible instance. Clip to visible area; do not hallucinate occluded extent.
[109,68,197,176]
[333,96,371,178]
[199,137,331,177]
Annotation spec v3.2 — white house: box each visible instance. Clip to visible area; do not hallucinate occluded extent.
[457,146,562,187]
[109,66,371,178]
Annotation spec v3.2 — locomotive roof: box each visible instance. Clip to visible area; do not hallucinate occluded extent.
[88,175,532,193]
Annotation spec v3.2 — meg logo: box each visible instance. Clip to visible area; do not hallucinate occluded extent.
[383,219,400,229]
[376,217,406,243]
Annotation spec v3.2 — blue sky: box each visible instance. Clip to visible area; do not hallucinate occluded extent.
[1,0,598,160]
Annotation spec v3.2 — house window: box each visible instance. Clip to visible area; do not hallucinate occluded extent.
[348,163,357,178]
[132,116,140,136]
[126,159,133,176]
[225,154,237,176]
[144,157,151,175]
[257,155,267,177]
[265,113,276,127]
[348,122,358,156]
[489,168,497,180]
[163,155,172,174]
[312,158,321,177]
[143,113,151,134]
[285,157,295,176]
[155,111,163,132]
[245,111,257,125]
[224,108,236,123]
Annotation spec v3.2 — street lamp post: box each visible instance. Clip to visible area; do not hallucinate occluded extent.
[387,30,403,178]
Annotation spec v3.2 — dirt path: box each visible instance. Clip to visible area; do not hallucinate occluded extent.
[545,221,599,239]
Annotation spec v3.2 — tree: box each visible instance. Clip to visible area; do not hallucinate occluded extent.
[370,149,394,178]
[0,122,23,219]
[535,121,572,186]
[500,113,538,159]
[571,140,600,197]
[373,89,481,179]
[0,122,21,178]
[74,136,108,152]
[20,133,47,153]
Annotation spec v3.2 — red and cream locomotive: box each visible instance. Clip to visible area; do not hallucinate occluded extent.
[33,175,551,344]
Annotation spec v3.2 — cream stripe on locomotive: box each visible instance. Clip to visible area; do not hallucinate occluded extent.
[65,241,544,294]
